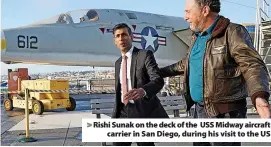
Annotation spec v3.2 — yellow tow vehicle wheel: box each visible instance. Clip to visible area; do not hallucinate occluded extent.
[4,99,13,111]
[32,100,44,115]
[66,97,76,111]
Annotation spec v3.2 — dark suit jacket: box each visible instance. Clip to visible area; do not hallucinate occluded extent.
[112,47,169,118]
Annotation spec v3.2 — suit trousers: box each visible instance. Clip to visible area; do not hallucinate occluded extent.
[192,102,247,146]
[113,103,155,146]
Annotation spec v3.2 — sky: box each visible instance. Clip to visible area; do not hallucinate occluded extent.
[1,0,271,75]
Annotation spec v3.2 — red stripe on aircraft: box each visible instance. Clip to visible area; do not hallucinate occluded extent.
[133,36,141,39]
[158,40,166,42]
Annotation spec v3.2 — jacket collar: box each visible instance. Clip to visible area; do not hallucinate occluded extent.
[211,15,230,38]
[192,15,230,40]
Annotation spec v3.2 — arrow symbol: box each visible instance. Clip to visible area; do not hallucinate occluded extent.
[87,123,92,128]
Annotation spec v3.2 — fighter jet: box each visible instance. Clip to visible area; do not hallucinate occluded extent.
[1,9,191,67]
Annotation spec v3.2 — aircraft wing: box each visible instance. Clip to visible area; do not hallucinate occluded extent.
[173,28,193,48]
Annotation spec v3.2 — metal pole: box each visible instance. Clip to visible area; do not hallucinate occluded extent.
[254,0,260,51]
[18,88,37,142]
[257,0,262,54]
[267,1,269,19]
[263,0,265,20]
[18,78,21,91]
[25,88,30,138]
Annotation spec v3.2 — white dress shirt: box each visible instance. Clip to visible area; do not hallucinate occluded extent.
[120,46,134,104]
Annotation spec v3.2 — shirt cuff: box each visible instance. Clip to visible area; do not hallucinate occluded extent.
[140,88,147,98]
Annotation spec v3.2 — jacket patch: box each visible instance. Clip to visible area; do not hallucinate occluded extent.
[212,45,226,54]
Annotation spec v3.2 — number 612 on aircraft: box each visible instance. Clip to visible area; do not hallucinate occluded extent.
[17,35,38,49]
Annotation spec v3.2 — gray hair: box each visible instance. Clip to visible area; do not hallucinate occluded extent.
[194,0,221,13]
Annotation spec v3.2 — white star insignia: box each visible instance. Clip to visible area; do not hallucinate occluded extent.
[143,29,157,49]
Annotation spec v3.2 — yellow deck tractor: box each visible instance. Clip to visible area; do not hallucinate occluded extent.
[3,68,76,115]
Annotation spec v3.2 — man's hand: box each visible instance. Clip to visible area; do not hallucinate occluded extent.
[124,88,145,101]
[255,97,271,118]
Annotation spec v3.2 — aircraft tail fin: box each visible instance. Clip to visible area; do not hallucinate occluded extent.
[173,28,193,47]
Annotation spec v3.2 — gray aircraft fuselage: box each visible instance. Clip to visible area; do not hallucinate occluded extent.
[1,9,191,67]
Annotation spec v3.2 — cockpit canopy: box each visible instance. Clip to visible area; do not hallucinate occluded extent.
[68,9,99,23]
[31,9,99,25]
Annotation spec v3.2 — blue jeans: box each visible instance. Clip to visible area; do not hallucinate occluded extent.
[193,102,247,146]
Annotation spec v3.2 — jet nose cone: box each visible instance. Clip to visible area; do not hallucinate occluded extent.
[1,30,6,51]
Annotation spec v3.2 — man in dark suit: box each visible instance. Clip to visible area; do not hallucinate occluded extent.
[111,23,169,146]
